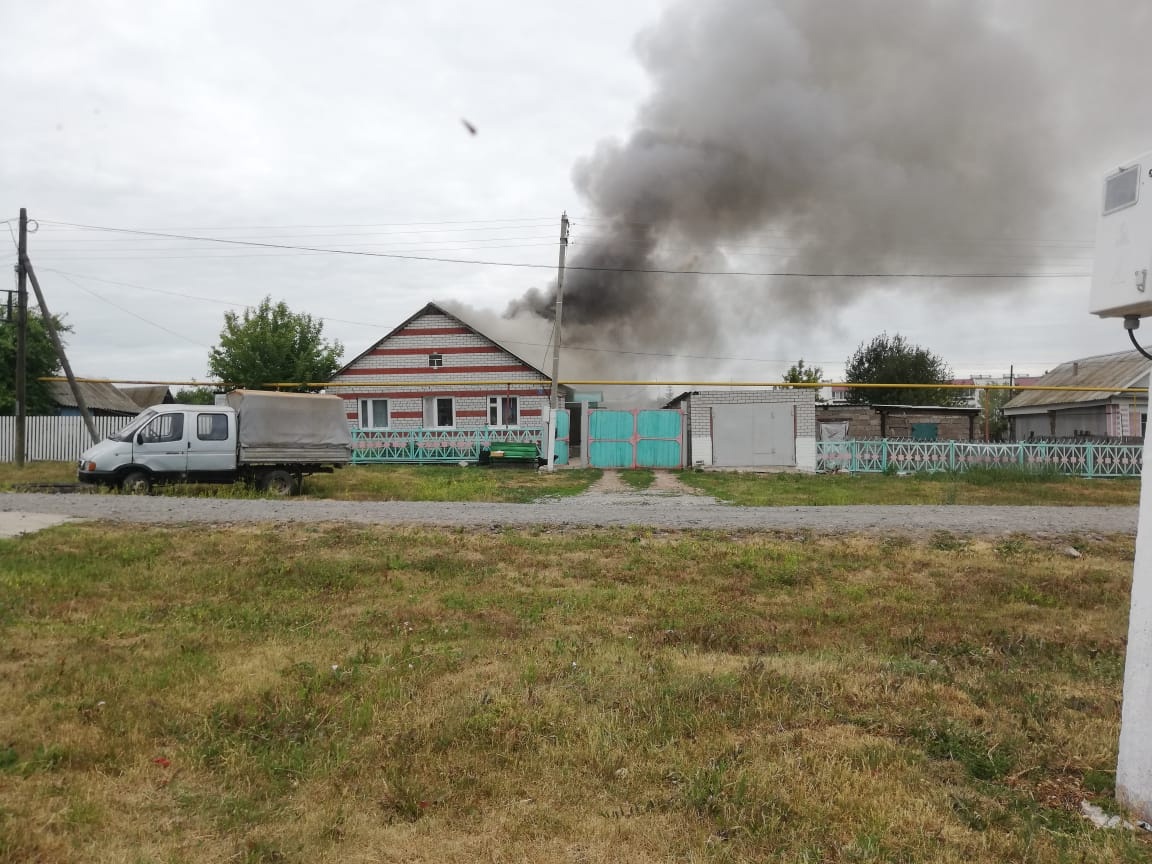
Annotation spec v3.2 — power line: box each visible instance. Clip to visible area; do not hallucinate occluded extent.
[37,220,1091,278]
[50,271,212,348]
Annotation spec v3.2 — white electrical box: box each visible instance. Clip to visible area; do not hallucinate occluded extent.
[1091,151,1152,318]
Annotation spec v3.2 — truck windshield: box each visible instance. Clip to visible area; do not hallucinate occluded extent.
[109,410,156,442]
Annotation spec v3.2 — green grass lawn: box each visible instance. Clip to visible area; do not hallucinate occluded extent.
[0,524,1143,862]
[0,461,1142,506]
[619,468,655,491]
[0,462,601,503]
[303,464,601,502]
[680,468,1143,507]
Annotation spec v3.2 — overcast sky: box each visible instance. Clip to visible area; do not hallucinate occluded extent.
[3,0,1152,392]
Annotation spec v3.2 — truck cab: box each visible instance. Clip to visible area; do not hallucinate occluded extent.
[79,405,239,493]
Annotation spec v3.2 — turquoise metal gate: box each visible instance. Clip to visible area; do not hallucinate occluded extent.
[587,409,684,468]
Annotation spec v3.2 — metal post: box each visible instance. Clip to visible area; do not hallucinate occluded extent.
[548,213,570,411]
[14,209,27,467]
[24,260,99,445]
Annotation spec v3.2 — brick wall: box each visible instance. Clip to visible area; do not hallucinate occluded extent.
[330,311,552,429]
[815,405,978,440]
[815,406,882,439]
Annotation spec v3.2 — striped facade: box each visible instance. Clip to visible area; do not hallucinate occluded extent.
[329,303,555,431]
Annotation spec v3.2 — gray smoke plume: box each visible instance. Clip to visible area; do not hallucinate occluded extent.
[507,0,1086,372]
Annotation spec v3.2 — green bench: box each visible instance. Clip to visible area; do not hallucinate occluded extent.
[479,441,544,467]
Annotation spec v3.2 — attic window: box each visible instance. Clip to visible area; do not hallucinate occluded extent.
[428,353,444,368]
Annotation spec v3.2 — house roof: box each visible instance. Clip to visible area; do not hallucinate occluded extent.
[118,385,172,409]
[334,301,568,391]
[45,381,143,415]
[1002,350,1150,412]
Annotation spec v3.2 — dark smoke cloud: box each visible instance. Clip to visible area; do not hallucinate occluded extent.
[508,0,1090,372]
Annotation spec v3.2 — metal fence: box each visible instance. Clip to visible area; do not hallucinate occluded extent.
[351,427,545,464]
[816,438,1143,478]
[0,416,125,463]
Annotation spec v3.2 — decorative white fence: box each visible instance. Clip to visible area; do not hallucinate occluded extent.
[816,439,1144,478]
[0,416,125,463]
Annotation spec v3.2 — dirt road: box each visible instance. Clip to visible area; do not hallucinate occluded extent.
[0,486,1137,535]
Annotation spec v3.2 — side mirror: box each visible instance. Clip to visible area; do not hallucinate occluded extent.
[136,431,144,445]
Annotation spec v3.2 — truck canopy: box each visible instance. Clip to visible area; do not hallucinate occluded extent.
[224,390,352,464]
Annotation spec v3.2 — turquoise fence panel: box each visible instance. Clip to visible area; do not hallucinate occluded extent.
[553,409,570,466]
[590,411,634,440]
[637,439,682,468]
[815,439,1142,478]
[589,441,634,468]
[637,410,682,439]
[352,428,544,464]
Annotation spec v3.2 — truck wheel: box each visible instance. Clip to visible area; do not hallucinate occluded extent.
[120,470,152,495]
[260,469,296,496]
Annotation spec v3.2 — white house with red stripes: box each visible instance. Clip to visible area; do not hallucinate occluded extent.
[329,302,566,431]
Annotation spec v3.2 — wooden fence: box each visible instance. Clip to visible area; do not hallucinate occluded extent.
[0,416,125,463]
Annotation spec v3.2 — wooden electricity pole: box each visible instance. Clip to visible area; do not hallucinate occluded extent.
[24,260,99,445]
[14,209,28,467]
[11,209,100,453]
[549,212,570,411]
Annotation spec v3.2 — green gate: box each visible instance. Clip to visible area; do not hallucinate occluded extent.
[587,409,684,468]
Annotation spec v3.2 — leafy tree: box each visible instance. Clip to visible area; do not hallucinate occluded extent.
[780,358,826,402]
[844,333,956,406]
[173,387,219,405]
[208,297,343,391]
[979,387,1013,441]
[0,311,69,414]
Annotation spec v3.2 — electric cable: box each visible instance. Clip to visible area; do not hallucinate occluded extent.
[1128,326,1152,362]
[37,220,1090,279]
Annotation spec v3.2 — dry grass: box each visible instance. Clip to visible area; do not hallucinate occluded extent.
[0,523,1145,862]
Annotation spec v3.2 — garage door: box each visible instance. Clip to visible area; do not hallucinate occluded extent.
[711,403,795,467]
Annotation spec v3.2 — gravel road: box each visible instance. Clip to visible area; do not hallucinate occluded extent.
[0,489,1138,535]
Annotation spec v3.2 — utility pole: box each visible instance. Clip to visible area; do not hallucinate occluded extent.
[549,212,570,411]
[14,209,28,467]
[24,261,99,445]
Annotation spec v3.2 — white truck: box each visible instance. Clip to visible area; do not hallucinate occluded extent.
[77,390,352,495]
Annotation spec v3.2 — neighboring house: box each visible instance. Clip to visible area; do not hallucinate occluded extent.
[664,390,817,470]
[118,385,173,411]
[329,302,571,431]
[1003,350,1150,439]
[815,404,982,441]
[45,381,142,418]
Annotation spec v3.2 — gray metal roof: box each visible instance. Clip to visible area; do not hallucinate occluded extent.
[118,385,173,409]
[45,381,144,415]
[1002,350,1150,412]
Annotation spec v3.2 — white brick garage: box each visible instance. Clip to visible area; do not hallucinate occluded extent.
[665,390,817,471]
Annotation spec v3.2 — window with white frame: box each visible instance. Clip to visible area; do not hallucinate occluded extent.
[425,396,454,428]
[358,398,389,429]
[428,353,444,368]
[487,395,519,427]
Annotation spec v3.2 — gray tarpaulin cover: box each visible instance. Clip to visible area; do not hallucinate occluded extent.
[225,390,352,448]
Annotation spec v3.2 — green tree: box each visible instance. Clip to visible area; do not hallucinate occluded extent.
[173,387,219,405]
[0,311,69,414]
[208,297,343,391]
[980,386,1013,441]
[780,358,826,401]
[844,333,956,406]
